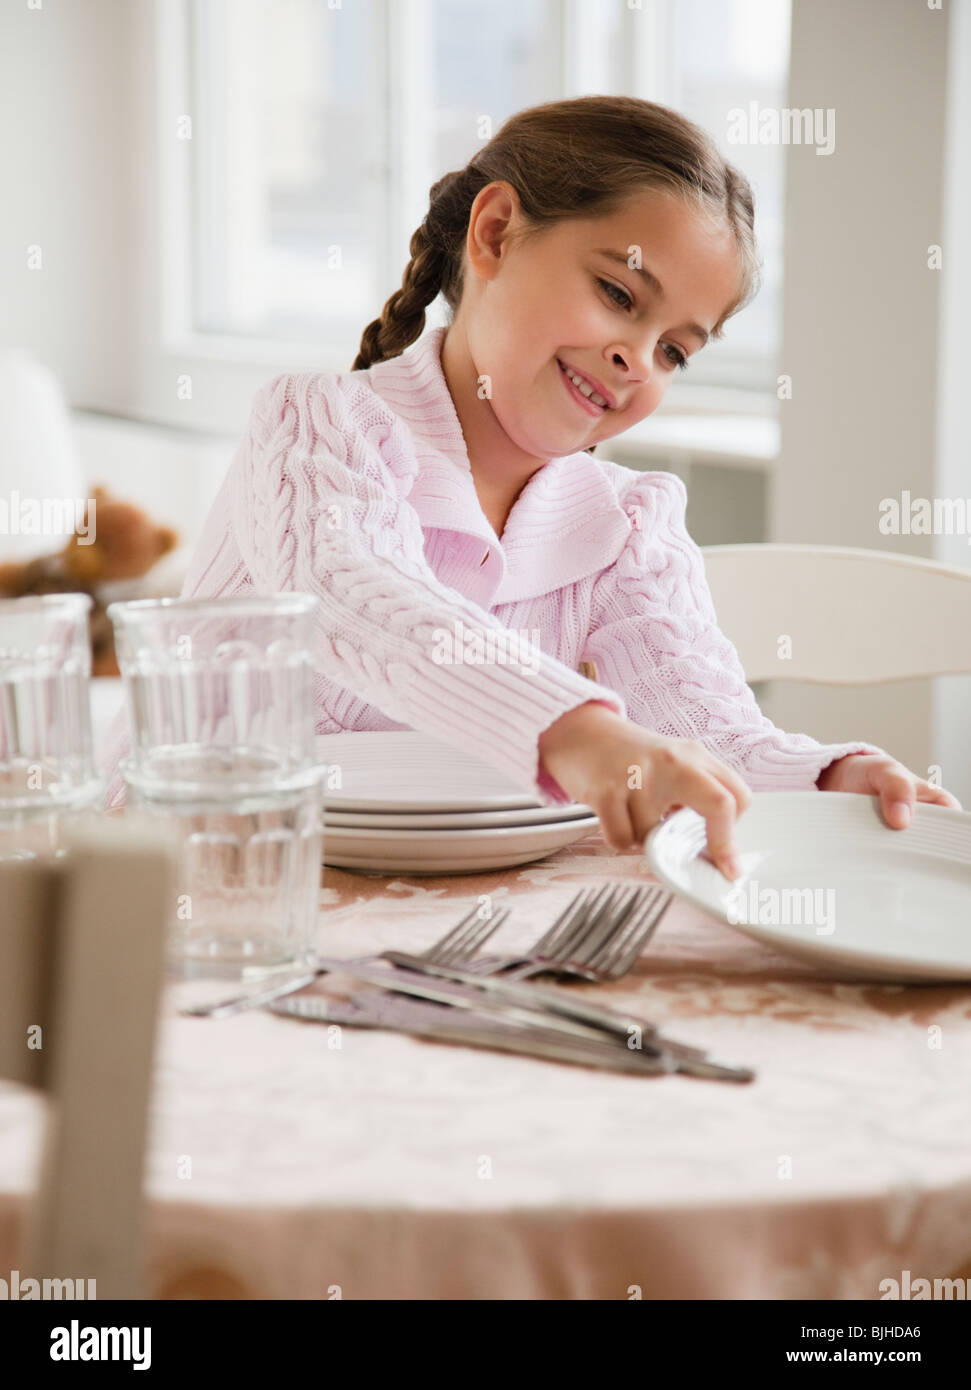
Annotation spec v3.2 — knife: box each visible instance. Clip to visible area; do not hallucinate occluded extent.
[381,950,718,1064]
[271,987,753,1082]
[270,989,681,1075]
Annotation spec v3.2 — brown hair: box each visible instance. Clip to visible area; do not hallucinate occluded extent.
[352,94,760,381]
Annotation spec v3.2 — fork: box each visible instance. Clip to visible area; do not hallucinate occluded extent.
[463,884,671,983]
[460,883,630,976]
[528,885,671,983]
[181,902,512,1018]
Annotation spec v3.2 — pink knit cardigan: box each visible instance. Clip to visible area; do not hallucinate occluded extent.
[99,324,885,807]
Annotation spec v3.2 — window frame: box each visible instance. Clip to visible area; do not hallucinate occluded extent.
[135,0,782,436]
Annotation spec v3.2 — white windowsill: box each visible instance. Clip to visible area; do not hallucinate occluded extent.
[609,410,779,468]
[77,405,778,478]
[72,405,236,447]
[75,388,780,482]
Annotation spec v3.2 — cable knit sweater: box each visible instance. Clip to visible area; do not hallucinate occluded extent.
[98,323,885,807]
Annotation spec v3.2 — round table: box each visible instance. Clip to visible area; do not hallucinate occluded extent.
[1,826,969,1299]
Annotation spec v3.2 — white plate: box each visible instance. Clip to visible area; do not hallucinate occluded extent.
[324,803,594,830]
[323,814,600,873]
[325,850,575,876]
[316,730,591,815]
[644,791,971,982]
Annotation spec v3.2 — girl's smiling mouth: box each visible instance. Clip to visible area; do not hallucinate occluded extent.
[556,358,612,415]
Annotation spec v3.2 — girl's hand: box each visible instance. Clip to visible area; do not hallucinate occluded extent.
[537,701,751,879]
[816,752,963,826]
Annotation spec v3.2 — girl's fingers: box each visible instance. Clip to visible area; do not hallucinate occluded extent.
[915,782,962,810]
[627,765,744,875]
[702,799,743,878]
[630,799,672,851]
[702,763,752,875]
[877,768,919,829]
[706,759,753,816]
[597,789,638,852]
[676,770,742,878]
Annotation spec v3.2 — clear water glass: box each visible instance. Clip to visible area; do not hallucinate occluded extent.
[108,593,325,979]
[0,593,102,859]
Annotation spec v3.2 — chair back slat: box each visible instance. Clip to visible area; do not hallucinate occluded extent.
[701,544,971,683]
[1,813,176,1299]
[0,860,62,1088]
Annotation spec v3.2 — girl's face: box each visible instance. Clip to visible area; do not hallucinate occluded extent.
[459,183,744,461]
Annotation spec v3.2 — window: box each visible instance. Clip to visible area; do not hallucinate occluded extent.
[192,0,387,340]
[182,0,791,395]
[665,0,792,392]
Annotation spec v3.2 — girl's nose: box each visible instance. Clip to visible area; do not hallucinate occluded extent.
[607,343,653,388]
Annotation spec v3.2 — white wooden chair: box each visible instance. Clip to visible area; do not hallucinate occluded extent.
[0,812,176,1300]
[699,544,971,683]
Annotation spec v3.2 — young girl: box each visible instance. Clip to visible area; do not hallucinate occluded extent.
[100,95,960,877]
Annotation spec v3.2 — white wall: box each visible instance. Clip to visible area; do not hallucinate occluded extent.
[933,0,971,805]
[763,0,971,802]
[0,0,139,411]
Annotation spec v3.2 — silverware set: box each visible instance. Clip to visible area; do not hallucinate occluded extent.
[182,884,755,1082]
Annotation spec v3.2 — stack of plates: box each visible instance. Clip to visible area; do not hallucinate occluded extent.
[316,731,598,874]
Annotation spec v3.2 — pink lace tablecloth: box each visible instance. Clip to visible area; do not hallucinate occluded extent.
[1,825,970,1300]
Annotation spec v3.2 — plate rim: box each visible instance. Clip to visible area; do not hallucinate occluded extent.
[644,792,971,980]
[324,804,595,829]
[323,814,600,846]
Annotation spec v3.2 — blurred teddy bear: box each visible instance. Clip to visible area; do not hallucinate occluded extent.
[0,486,178,675]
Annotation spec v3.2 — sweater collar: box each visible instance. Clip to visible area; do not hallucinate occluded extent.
[365,325,632,605]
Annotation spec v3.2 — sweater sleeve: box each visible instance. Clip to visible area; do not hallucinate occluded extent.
[226,373,625,805]
[580,470,889,792]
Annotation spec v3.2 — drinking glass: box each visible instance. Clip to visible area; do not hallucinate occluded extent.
[108,593,325,979]
[0,593,102,860]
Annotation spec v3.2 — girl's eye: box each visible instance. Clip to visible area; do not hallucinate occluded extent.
[596,277,689,371]
[596,276,633,311]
